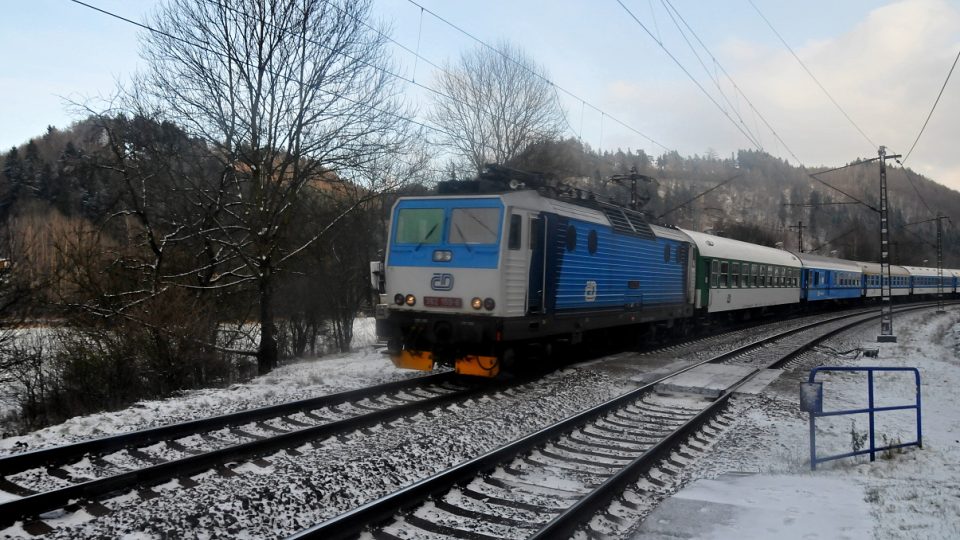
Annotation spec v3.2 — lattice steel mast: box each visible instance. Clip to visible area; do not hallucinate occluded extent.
[878,146,900,343]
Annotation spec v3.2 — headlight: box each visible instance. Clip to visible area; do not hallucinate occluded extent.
[405,294,416,306]
[394,293,404,305]
[432,250,453,262]
[471,297,483,310]
[483,297,495,310]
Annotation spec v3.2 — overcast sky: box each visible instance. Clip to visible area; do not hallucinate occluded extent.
[2,0,958,189]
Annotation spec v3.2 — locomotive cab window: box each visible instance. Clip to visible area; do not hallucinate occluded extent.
[448,208,500,244]
[395,208,443,245]
[508,214,522,250]
[529,217,541,250]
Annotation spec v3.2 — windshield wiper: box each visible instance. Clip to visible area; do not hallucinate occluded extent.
[465,209,496,239]
[453,223,473,253]
[414,223,439,251]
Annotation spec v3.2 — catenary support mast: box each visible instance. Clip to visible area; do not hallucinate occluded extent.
[877,146,901,343]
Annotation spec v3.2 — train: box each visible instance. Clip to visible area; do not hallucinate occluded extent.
[370,170,955,378]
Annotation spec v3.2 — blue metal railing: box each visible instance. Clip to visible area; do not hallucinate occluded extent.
[803,366,922,470]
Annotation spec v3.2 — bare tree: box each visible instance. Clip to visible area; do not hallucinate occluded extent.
[430,41,567,174]
[134,0,419,374]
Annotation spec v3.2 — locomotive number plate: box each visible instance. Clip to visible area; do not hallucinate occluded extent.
[424,296,462,308]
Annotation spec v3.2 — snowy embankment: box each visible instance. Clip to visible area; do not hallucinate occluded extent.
[0,318,422,455]
[677,307,960,539]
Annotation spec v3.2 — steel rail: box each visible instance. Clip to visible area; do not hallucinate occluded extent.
[0,372,456,478]
[0,372,490,528]
[290,303,946,539]
[530,301,946,538]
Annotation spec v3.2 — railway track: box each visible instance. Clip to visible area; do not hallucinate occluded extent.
[290,302,944,539]
[0,371,497,532]
[0,302,944,536]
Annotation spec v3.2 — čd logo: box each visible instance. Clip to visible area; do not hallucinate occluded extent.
[431,273,454,291]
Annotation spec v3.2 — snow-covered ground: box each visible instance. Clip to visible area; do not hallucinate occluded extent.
[666,307,960,539]
[1,309,958,538]
[0,318,422,454]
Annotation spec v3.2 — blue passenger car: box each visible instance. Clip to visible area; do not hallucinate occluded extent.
[903,265,951,296]
[795,252,862,302]
[858,262,911,297]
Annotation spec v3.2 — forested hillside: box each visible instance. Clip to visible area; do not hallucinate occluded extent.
[506,139,960,267]
[2,122,957,283]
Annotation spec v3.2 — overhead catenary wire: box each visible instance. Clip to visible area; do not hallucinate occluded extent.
[402,0,672,153]
[83,0,580,169]
[656,174,739,220]
[782,201,863,207]
[806,157,881,213]
[66,0,461,183]
[747,0,877,151]
[900,169,936,218]
[308,0,575,144]
[888,46,960,218]
[659,0,804,165]
[656,0,764,151]
[901,46,960,165]
[615,0,765,153]
[205,0,568,145]
[67,0,451,139]
[744,1,943,224]
[806,227,857,254]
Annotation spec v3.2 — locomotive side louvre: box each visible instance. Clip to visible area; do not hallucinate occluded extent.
[543,216,691,315]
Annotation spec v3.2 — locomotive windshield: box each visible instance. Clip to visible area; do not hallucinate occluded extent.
[388,197,503,269]
[395,208,443,245]
[448,208,499,244]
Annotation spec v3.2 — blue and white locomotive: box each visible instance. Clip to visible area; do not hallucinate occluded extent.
[372,176,957,377]
[374,187,693,376]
